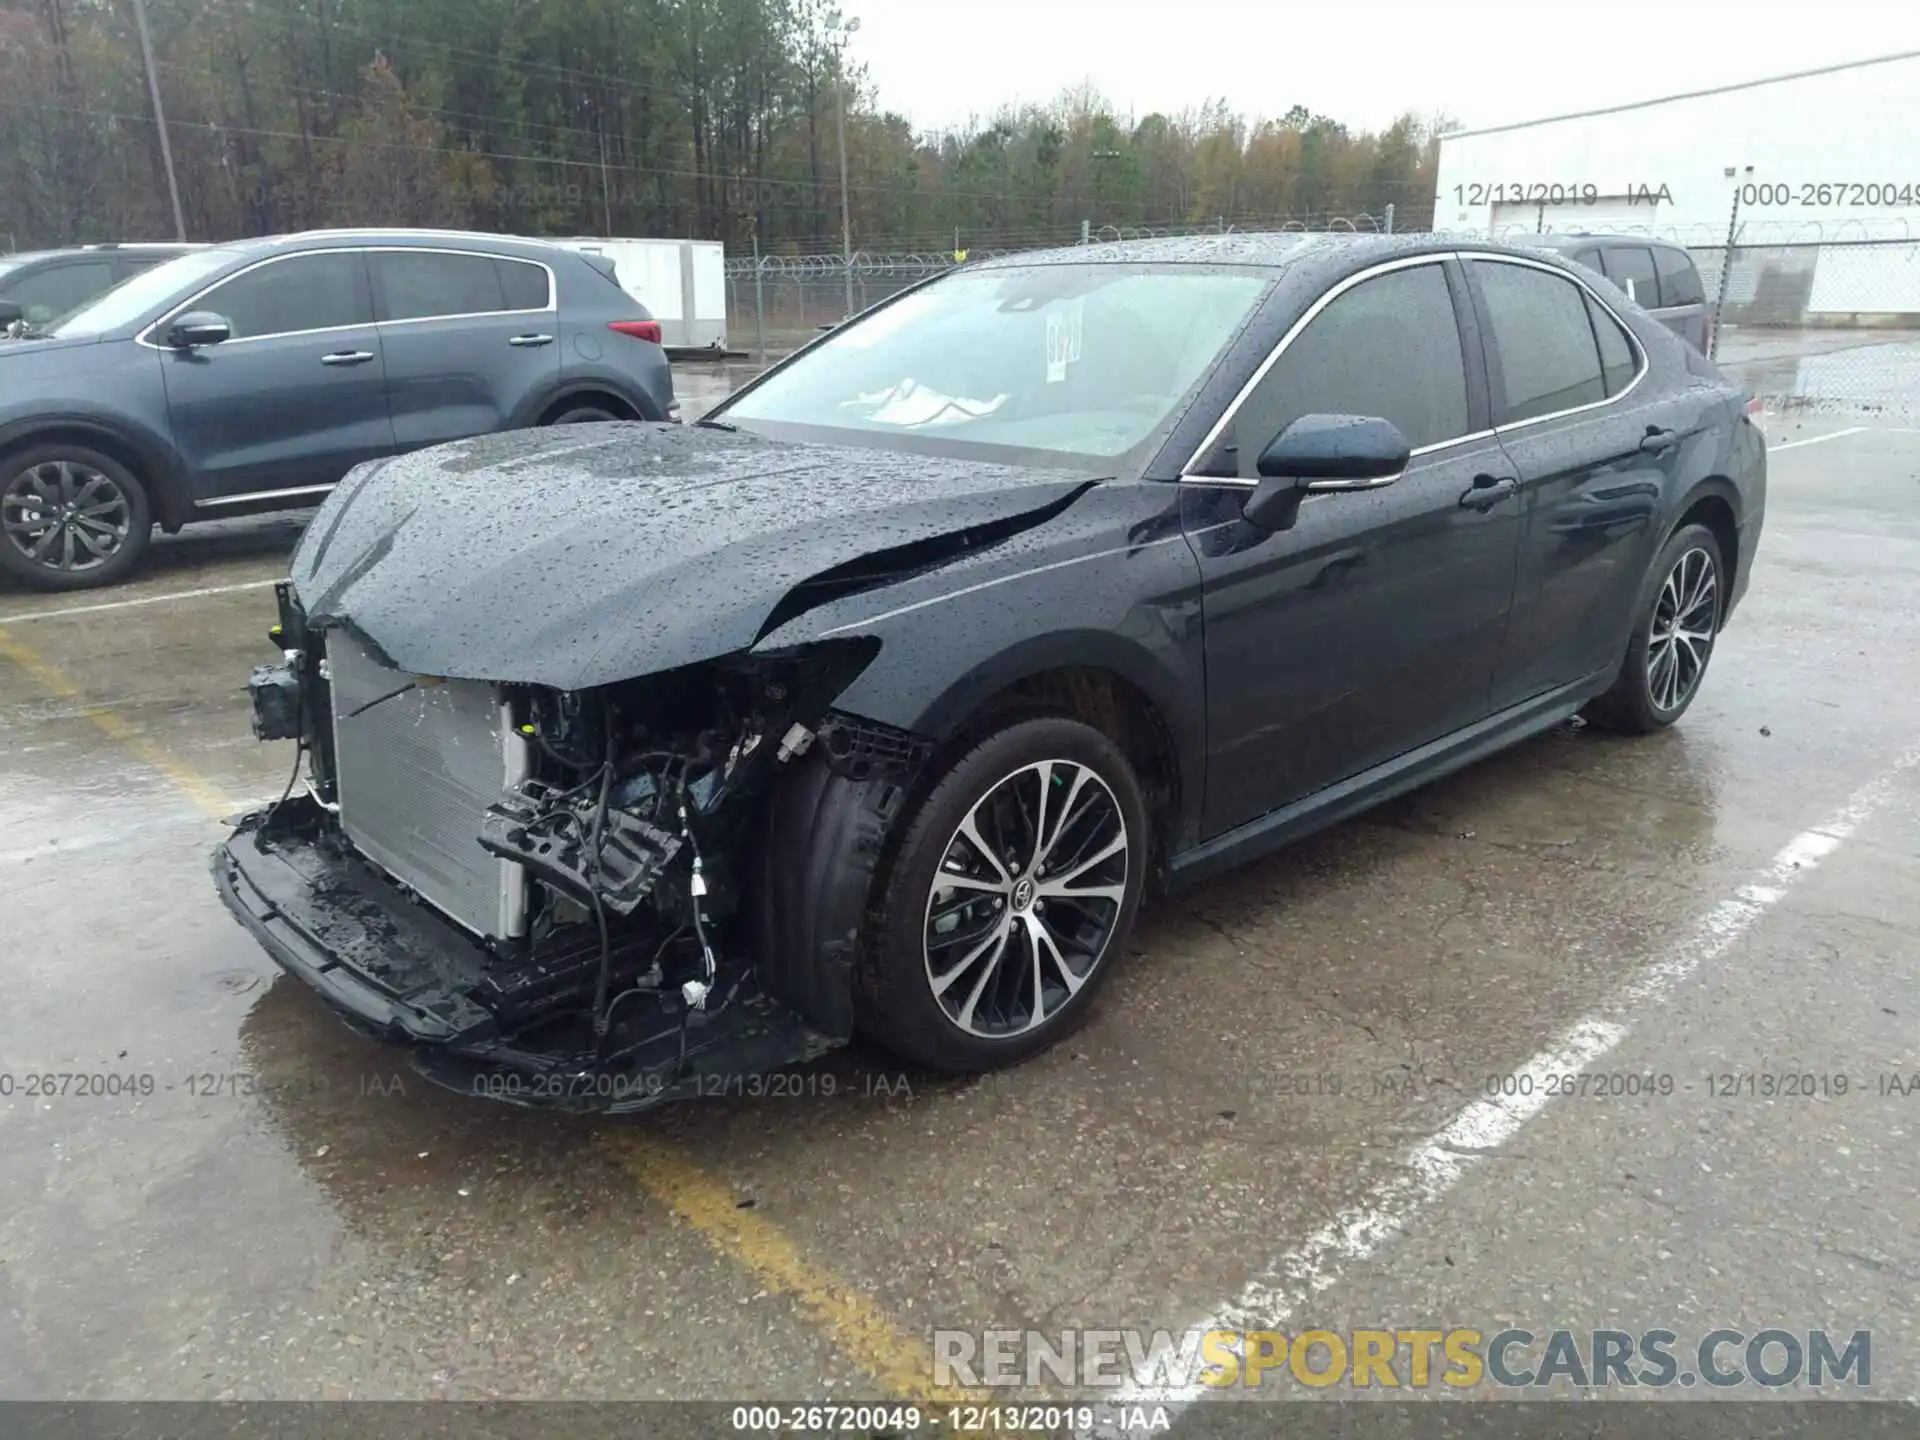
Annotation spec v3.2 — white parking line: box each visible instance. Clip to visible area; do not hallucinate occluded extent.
[1768,427,1869,452]
[0,578,280,625]
[1092,744,1920,1432]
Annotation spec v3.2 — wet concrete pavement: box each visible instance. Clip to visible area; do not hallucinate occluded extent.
[0,409,1916,1411]
[1716,326,1920,420]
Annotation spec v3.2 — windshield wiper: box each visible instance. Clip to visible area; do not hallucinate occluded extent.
[694,417,738,432]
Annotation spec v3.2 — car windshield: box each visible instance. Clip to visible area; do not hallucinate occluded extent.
[715,264,1272,468]
[47,247,241,337]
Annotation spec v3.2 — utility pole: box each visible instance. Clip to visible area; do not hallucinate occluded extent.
[1709,165,1747,362]
[131,0,186,241]
[598,126,614,235]
[1091,148,1119,230]
[831,13,861,320]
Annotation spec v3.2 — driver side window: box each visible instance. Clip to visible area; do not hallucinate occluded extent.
[194,251,372,340]
[1212,262,1471,479]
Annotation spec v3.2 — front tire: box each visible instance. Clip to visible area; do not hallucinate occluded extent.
[1583,522,1725,733]
[0,444,153,591]
[856,716,1149,1073]
[547,405,622,425]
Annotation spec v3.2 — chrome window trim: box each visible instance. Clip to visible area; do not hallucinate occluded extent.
[137,249,376,351]
[1176,254,1463,488]
[1177,249,1647,489]
[137,245,555,350]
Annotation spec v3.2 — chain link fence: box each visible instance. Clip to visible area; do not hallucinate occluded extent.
[725,253,952,358]
[1694,237,1920,419]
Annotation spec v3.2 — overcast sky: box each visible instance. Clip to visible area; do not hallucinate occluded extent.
[844,1,1920,137]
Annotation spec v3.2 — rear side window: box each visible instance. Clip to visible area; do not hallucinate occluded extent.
[1586,293,1639,396]
[1222,262,1470,472]
[373,251,507,321]
[1653,246,1705,306]
[197,252,371,339]
[497,258,551,310]
[1601,245,1660,308]
[1470,260,1607,424]
[1569,248,1602,273]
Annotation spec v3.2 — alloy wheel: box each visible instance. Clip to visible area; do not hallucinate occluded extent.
[1646,546,1718,712]
[922,758,1130,1038]
[2,460,133,574]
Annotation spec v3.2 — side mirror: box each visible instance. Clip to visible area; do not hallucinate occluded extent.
[1242,414,1411,531]
[165,310,231,349]
[0,300,22,328]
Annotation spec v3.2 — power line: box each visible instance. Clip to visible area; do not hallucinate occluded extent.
[190,0,684,103]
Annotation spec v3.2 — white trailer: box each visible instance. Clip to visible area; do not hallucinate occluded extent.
[548,237,728,352]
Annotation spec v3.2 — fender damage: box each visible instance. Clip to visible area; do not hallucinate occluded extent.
[214,423,1098,1111]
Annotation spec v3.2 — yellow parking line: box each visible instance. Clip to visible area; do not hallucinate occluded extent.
[0,622,973,1408]
[601,1132,983,1406]
[0,626,235,821]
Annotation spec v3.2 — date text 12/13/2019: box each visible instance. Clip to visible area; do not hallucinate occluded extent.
[1453,183,1673,207]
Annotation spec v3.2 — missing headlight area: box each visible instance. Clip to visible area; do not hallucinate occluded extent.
[216,582,921,1112]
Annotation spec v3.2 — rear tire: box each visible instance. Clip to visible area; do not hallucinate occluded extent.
[855,716,1148,1073]
[546,405,622,425]
[0,443,153,591]
[1583,522,1725,734]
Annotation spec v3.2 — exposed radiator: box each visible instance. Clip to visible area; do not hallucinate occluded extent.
[326,630,529,939]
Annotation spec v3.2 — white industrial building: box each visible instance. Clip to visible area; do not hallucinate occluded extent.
[1433,50,1920,322]
[547,237,729,351]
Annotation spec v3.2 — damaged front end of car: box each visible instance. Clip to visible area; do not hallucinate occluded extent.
[215,580,928,1113]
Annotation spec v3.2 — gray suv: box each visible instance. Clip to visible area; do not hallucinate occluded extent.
[0,243,197,333]
[0,229,679,590]
[1523,234,1711,353]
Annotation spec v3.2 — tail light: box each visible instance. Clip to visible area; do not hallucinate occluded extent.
[1745,395,1763,417]
[608,319,662,345]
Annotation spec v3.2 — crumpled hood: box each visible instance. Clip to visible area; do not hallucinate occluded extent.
[291,422,1096,689]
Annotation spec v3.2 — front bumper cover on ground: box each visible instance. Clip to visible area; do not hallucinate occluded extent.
[213,798,838,1113]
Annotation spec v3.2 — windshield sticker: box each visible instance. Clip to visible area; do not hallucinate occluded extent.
[1046,298,1085,383]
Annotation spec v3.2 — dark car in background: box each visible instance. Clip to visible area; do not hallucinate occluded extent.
[213,232,1766,1113]
[0,243,197,334]
[0,228,678,590]
[1525,233,1712,352]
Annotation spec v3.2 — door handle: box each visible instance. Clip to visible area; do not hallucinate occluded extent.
[1460,473,1518,511]
[320,350,375,366]
[508,333,555,347]
[1639,426,1678,454]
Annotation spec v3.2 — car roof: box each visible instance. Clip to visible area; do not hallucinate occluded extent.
[964,230,1609,274]
[2,243,196,261]
[216,228,570,260]
[1520,232,1693,256]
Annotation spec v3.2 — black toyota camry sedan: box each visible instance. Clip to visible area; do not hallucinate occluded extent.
[214,232,1766,1110]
